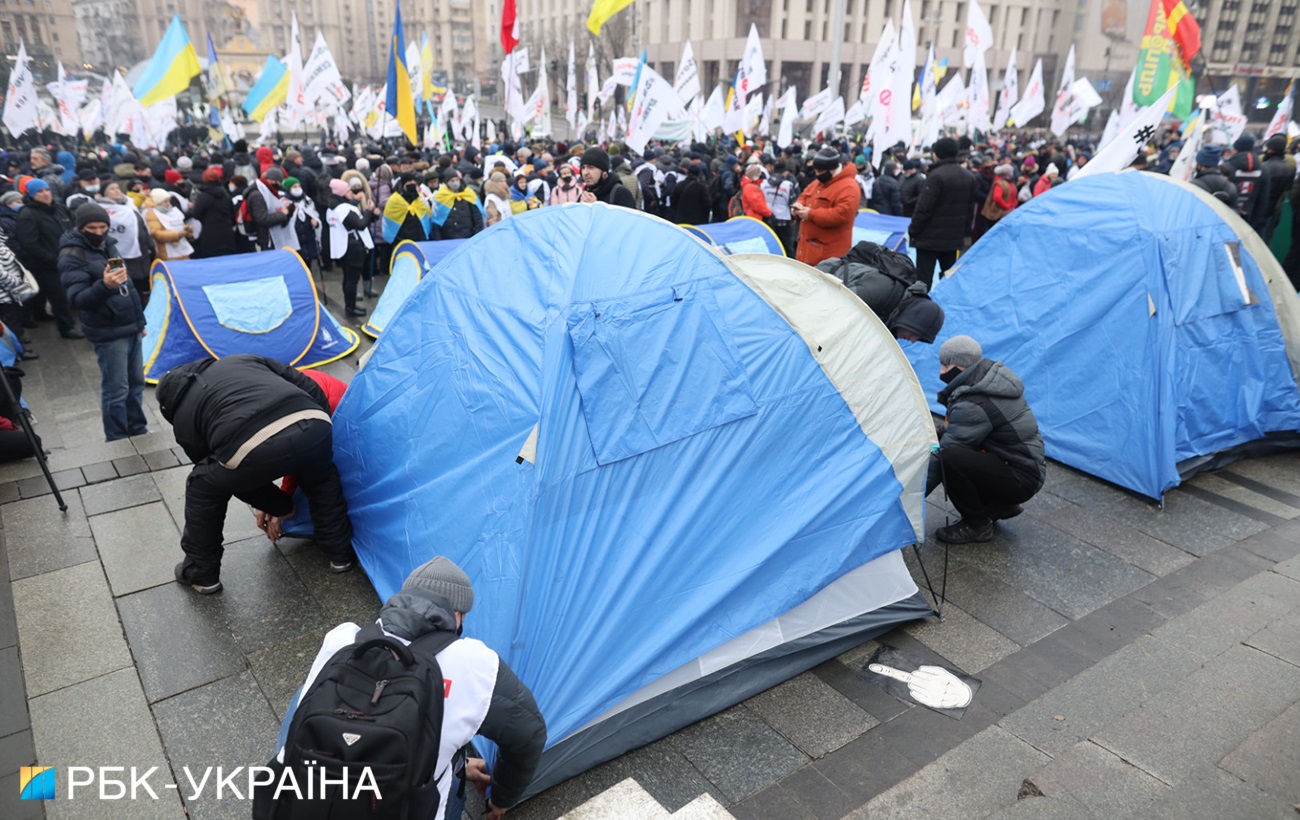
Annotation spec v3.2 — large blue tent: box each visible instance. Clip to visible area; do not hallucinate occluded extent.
[905,172,1300,499]
[680,216,784,255]
[141,249,359,382]
[332,205,936,795]
[361,238,467,337]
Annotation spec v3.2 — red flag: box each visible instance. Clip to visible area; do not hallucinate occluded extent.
[501,0,519,55]
[1160,0,1201,69]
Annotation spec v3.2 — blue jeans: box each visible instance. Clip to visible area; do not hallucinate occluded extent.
[93,333,146,441]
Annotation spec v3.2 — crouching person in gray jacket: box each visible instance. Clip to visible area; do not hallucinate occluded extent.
[927,335,1046,544]
[261,556,546,820]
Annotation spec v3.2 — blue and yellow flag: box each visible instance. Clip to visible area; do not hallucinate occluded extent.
[205,34,227,99]
[421,33,435,105]
[386,1,418,146]
[430,185,479,226]
[242,55,289,121]
[133,15,202,106]
[383,191,432,243]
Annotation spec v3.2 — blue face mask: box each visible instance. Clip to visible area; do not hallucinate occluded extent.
[7,203,20,212]
[85,185,100,194]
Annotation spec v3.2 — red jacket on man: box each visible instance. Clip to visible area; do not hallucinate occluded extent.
[794,164,859,267]
[740,175,773,219]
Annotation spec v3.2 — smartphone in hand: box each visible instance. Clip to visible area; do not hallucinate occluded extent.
[107,257,128,296]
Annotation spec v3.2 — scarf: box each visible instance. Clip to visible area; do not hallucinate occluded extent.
[431,185,479,227]
[382,190,432,244]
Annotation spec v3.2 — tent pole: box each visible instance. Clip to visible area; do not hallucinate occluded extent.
[0,367,66,512]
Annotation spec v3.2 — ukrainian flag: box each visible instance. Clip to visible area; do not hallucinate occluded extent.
[386,1,418,145]
[421,33,435,105]
[133,15,202,107]
[242,55,289,122]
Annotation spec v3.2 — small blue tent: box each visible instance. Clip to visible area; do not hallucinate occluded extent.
[854,211,913,258]
[361,238,467,338]
[142,250,359,382]
[905,172,1300,499]
[332,205,936,796]
[680,216,784,255]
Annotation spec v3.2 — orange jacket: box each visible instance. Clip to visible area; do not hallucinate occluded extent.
[794,164,859,267]
[740,175,772,219]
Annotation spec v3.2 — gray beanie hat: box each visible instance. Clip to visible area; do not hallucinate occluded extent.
[401,556,474,613]
[938,335,982,369]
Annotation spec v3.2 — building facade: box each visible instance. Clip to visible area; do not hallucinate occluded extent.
[2,0,81,82]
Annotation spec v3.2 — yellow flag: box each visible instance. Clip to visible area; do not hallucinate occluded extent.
[587,0,636,35]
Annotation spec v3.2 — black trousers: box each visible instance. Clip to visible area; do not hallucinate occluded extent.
[179,418,353,582]
[341,246,366,310]
[28,265,75,334]
[935,445,1039,525]
[914,249,959,290]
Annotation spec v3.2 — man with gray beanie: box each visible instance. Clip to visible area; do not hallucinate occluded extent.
[928,335,1045,544]
[270,556,546,820]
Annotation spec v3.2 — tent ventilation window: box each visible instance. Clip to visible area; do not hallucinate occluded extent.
[1224,242,1256,306]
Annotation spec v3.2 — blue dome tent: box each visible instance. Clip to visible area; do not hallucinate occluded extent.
[905,172,1300,500]
[141,250,359,383]
[854,211,913,258]
[332,205,937,796]
[680,216,784,255]
[361,238,467,338]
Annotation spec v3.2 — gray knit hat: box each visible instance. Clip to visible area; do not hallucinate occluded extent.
[401,556,474,613]
[938,335,982,369]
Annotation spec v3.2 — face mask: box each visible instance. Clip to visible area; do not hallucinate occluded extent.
[289,187,303,198]
[85,185,100,194]
[156,203,172,213]
[448,180,462,191]
[7,203,20,212]
[816,170,834,184]
[228,185,238,193]
[82,231,106,248]
[940,368,962,384]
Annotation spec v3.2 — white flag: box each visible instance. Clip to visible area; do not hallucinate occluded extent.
[522,86,543,125]
[1117,67,1141,129]
[1169,111,1206,182]
[1098,109,1120,149]
[736,24,767,100]
[992,48,1018,130]
[566,41,578,129]
[405,41,423,108]
[814,96,846,134]
[2,42,39,138]
[777,89,798,147]
[964,0,995,68]
[303,33,351,111]
[918,45,939,119]
[1049,44,1076,137]
[284,14,310,127]
[967,48,992,133]
[895,0,917,128]
[1009,58,1045,127]
[610,57,639,86]
[800,87,834,120]
[109,70,144,136]
[674,41,701,106]
[722,82,746,134]
[702,85,726,131]
[598,75,620,105]
[78,98,103,137]
[1209,85,1247,145]
[513,47,531,74]
[534,47,552,136]
[1074,85,1176,180]
[759,91,775,135]
[47,63,88,137]
[1265,81,1295,140]
[844,97,868,127]
[221,108,245,141]
[744,92,764,132]
[502,53,526,125]
[577,110,589,136]
[936,73,967,131]
[586,43,599,119]
[862,20,898,115]
[1067,77,1102,126]
[625,64,684,155]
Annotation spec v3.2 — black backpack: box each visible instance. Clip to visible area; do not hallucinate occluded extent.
[255,625,458,820]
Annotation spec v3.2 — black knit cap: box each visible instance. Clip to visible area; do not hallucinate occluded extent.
[581,147,611,173]
[812,147,842,170]
[75,203,111,230]
[932,138,960,159]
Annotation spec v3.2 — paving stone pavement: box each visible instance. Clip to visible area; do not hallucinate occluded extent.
[2,281,1300,819]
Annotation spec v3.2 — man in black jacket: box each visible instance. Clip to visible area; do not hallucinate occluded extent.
[870,161,904,216]
[673,165,713,225]
[157,355,356,594]
[909,138,975,288]
[579,148,636,208]
[1225,135,1271,235]
[16,179,82,338]
[1190,145,1238,209]
[1260,134,1292,232]
[900,160,926,218]
[58,204,147,441]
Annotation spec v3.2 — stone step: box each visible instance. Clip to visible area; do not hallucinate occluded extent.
[557,778,737,819]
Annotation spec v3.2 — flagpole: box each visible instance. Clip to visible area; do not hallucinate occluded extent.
[827,0,847,138]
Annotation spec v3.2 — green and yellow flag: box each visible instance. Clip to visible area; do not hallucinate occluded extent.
[1135,0,1194,120]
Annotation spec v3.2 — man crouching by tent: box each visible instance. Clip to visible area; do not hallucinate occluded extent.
[158,354,355,594]
[927,336,1047,544]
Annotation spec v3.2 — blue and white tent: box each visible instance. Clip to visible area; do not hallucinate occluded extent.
[680,216,784,255]
[332,205,936,796]
[142,249,359,382]
[906,172,1300,500]
[854,211,913,258]
[361,238,467,338]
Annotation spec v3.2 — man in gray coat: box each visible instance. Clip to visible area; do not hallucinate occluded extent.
[927,336,1046,544]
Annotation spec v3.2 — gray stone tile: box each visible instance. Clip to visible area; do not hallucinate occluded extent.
[1234,519,1300,564]
[129,430,178,459]
[904,603,1021,673]
[18,469,83,498]
[1219,699,1300,803]
[0,645,31,738]
[29,668,183,819]
[0,771,46,820]
[746,672,878,759]
[576,737,725,815]
[0,458,44,484]
[43,437,138,472]
[1047,595,1167,663]
[246,632,327,720]
[938,565,1070,646]
[111,454,148,477]
[1131,548,1274,618]
[0,728,36,776]
[1041,503,1197,577]
[276,536,383,626]
[151,466,262,544]
[2,493,96,581]
[999,635,1204,756]
[668,705,809,803]
[1146,764,1296,820]
[0,568,14,650]
[864,726,1049,818]
[1150,571,1300,661]
[13,561,133,696]
[730,783,818,820]
[1245,606,1300,667]
[1029,740,1170,819]
[80,460,118,484]
[1093,644,1300,786]
[208,537,335,653]
[1276,552,1300,582]
[79,473,162,516]
[811,726,920,804]
[88,501,181,597]
[152,671,280,820]
[117,583,247,703]
[777,766,859,820]
[983,794,1094,820]
[867,696,999,768]
[0,480,18,505]
[810,658,913,725]
[1187,473,1300,521]
[141,448,180,472]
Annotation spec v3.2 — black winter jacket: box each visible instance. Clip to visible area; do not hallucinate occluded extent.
[1191,169,1238,210]
[57,231,145,344]
[435,198,484,240]
[1261,154,1292,223]
[1224,151,1270,232]
[156,354,329,465]
[588,173,636,208]
[190,183,242,258]
[16,199,72,273]
[870,173,904,216]
[929,358,1046,491]
[674,176,712,225]
[909,159,975,251]
[244,181,290,248]
[0,209,20,256]
[900,172,926,217]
